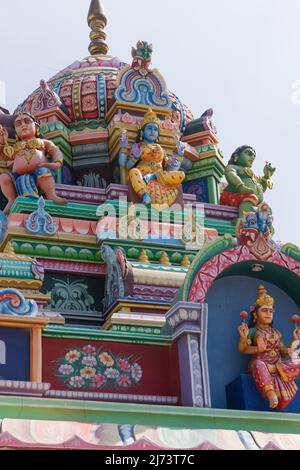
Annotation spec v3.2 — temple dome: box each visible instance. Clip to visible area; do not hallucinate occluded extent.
[15,54,193,131]
[16,55,125,122]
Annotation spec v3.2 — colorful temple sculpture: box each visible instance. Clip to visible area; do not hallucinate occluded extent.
[1,0,300,451]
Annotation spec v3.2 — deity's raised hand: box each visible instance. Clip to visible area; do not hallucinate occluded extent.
[238,323,249,338]
[293,327,300,341]
[131,143,143,160]
[263,162,276,179]
[120,130,129,149]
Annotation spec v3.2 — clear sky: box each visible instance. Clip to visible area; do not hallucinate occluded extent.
[1,0,300,246]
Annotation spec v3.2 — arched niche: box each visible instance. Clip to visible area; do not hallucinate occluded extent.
[205,271,300,409]
[179,237,300,409]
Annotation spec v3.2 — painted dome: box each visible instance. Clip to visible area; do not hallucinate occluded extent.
[15,55,124,122]
[15,54,193,131]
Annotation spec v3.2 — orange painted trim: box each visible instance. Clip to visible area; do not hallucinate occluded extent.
[30,327,42,382]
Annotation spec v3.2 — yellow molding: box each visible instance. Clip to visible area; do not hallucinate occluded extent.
[106,101,172,123]
[113,313,165,326]
[107,301,170,316]
[21,290,51,302]
[103,309,167,331]
[1,227,97,248]
[198,150,222,160]
[132,267,186,287]
[0,279,42,290]
[0,315,49,329]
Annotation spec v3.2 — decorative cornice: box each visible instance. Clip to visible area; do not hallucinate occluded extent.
[43,325,172,346]
[46,389,178,405]
[0,381,51,397]
[38,259,106,276]
[9,238,102,265]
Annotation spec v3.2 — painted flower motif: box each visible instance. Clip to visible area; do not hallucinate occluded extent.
[91,374,106,388]
[131,363,143,383]
[118,359,131,373]
[82,345,97,355]
[65,349,81,363]
[117,374,132,388]
[80,367,96,379]
[58,364,74,376]
[99,352,114,367]
[104,368,120,379]
[57,347,142,391]
[81,355,97,366]
[68,376,85,388]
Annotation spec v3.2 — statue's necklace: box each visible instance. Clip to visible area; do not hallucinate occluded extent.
[14,138,45,164]
[22,149,36,164]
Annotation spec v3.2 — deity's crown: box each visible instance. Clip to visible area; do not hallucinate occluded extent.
[140,108,161,128]
[253,284,274,308]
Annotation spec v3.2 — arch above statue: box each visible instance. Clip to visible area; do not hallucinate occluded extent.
[179,236,300,306]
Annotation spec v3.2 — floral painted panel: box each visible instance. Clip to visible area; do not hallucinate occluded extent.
[56,344,142,390]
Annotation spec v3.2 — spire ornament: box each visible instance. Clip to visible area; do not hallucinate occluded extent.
[88,0,109,56]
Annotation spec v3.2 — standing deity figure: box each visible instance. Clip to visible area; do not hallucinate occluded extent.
[238,285,300,409]
[220,146,275,218]
[0,112,66,213]
[119,108,185,210]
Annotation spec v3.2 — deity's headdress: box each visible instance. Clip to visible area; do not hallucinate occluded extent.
[140,108,161,129]
[251,284,274,311]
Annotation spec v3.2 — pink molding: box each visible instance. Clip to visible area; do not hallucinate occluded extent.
[0,380,51,397]
[0,433,222,450]
[38,259,106,276]
[9,213,98,237]
[188,245,300,303]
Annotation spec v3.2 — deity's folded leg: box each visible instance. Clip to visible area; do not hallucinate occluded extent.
[129,168,148,197]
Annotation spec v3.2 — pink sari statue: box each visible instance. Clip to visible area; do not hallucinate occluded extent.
[238,285,300,409]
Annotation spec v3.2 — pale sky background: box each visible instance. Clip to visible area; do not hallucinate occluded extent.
[0,0,300,246]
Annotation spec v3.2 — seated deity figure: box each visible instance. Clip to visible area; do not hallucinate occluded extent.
[220,145,275,219]
[0,112,66,214]
[119,108,185,210]
[238,285,300,409]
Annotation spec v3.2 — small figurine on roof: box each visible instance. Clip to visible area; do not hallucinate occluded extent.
[131,40,153,71]
[220,145,275,219]
[0,112,66,213]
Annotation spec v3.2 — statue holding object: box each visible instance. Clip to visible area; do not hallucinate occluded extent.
[119,108,185,210]
[220,145,275,219]
[0,112,66,214]
[238,285,300,409]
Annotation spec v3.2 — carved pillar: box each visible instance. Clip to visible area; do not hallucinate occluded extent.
[166,301,211,407]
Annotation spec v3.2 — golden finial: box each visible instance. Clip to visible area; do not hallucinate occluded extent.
[4,242,15,255]
[159,251,171,266]
[88,0,109,56]
[181,254,191,268]
[254,284,274,308]
[138,249,149,263]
